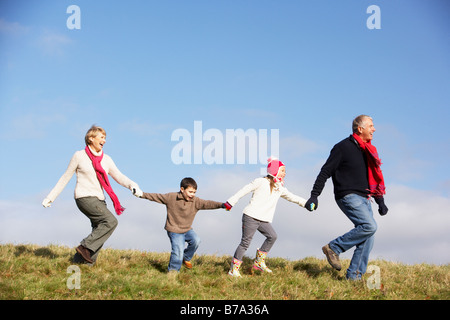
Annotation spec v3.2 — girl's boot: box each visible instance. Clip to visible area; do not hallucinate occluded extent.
[252,249,272,273]
[228,258,243,277]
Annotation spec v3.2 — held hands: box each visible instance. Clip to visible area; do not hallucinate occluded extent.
[222,201,232,211]
[305,196,318,212]
[132,187,143,198]
[374,197,388,216]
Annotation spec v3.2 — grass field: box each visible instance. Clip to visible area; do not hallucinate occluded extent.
[0,243,448,300]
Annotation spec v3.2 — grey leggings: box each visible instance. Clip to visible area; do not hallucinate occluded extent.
[233,214,278,261]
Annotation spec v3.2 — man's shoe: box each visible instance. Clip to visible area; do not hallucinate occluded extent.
[183,260,193,269]
[76,245,94,264]
[322,244,342,271]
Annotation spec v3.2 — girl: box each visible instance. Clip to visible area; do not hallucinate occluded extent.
[225,157,308,277]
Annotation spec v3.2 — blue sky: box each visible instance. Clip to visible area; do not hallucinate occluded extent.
[1,0,449,265]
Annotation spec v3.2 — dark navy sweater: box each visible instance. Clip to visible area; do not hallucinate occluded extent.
[311,135,369,200]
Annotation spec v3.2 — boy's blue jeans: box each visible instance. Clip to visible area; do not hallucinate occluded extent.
[329,194,377,280]
[167,229,201,272]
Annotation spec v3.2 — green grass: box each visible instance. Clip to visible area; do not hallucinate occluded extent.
[0,243,448,300]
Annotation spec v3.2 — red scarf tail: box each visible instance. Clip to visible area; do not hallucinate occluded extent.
[352,133,386,197]
[85,146,125,215]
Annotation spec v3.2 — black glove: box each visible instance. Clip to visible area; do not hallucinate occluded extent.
[305,196,318,212]
[374,197,388,216]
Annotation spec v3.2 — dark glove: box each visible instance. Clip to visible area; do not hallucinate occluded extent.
[374,197,388,216]
[222,202,232,211]
[305,196,318,212]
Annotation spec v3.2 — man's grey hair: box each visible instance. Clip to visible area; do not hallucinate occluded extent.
[352,115,372,133]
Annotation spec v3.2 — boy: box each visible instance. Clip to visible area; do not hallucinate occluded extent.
[135,177,228,273]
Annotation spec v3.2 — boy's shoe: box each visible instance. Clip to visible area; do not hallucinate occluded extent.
[322,244,342,271]
[76,245,93,264]
[228,258,243,278]
[183,260,193,269]
[252,249,272,273]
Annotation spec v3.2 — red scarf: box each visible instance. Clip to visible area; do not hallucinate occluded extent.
[85,146,125,215]
[352,133,386,197]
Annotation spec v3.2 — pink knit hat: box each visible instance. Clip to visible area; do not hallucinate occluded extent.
[267,157,285,182]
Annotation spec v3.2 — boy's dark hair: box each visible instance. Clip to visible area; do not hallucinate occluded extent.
[180,177,197,190]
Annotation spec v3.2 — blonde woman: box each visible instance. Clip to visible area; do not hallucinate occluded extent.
[42,125,142,264]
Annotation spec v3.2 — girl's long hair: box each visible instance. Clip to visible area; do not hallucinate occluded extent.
[266,175,275,194]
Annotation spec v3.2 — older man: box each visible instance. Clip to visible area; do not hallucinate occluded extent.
[305,115,388,280]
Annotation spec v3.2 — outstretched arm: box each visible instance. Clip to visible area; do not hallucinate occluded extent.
[106,156,141,195]
[305,145,341,211]
[281,188,307,208]
[195,198,225,210]
[140,192,170,205]
[42,152,78,207]
[226,178,261,207]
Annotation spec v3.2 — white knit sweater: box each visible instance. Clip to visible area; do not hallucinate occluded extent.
[45,147,139,202]
[226,177,307,223]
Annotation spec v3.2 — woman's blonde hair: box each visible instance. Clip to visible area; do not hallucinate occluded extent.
[85,125,106,146]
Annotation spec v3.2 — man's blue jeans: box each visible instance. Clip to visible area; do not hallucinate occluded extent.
[329,194,377,280]
[167,229,201,271]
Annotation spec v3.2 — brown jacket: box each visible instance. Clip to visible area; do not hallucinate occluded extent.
[141,192,223,233]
